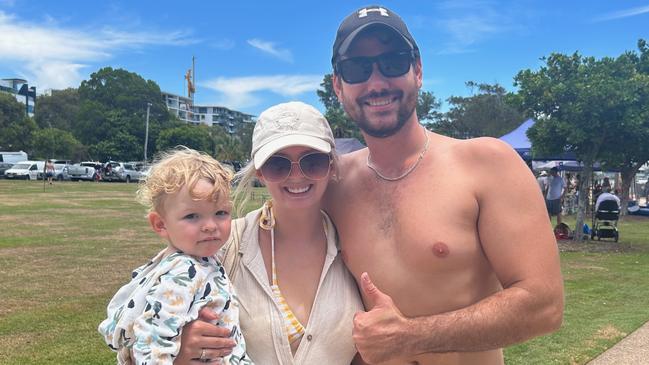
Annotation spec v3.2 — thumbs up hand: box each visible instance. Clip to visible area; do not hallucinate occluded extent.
[353,272,411,364]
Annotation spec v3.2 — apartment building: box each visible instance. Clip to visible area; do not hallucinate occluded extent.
[0,78,35,117]
[162,91,255,134]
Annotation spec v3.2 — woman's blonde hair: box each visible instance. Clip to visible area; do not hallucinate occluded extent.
[232,149,340,217]
[136,146,233,213]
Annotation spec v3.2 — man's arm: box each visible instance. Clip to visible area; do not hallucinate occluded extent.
[352,139,563,363]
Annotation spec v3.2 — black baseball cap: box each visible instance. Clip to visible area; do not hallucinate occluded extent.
[332,5,419,65]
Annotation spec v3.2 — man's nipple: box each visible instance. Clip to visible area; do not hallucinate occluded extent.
[432,242,450,258]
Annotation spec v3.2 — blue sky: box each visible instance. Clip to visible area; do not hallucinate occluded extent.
[1,0,648,116]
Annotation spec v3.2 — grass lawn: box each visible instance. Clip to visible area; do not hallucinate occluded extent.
[1,180,648,364]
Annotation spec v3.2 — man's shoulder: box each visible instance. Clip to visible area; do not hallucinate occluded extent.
[433,135,519,167]
[338,147,367,168]
[334,148,368,183]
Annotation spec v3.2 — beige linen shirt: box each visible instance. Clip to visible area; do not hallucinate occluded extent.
[221,207,363,365]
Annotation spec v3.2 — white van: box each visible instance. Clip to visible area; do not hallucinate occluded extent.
[4,160,45,180]
[0,151,29,164]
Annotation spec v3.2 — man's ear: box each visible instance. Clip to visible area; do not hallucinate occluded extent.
[332,73,343,101]
[414,58,423,89]
[148,211,169,239]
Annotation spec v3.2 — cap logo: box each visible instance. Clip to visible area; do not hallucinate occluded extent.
[358,7,389,18]
[272,112,302,131]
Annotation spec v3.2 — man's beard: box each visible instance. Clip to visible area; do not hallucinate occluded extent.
[349,88,418,138]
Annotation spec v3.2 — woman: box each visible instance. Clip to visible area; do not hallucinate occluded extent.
[175,102,364,364]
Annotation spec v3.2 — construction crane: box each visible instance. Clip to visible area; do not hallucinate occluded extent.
[185,56,196,100]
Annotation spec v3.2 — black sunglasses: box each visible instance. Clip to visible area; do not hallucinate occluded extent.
[335,50,416,84]
[260,152,332,182]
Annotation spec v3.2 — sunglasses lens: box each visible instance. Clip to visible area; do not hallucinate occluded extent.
[299,153,331,180]
[261,156,292,182]
[378,52,412,77]
[338,58,373,84]
[337,51,413,84]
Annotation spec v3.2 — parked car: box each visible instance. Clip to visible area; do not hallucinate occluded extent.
[0,151,28,164]
[636,171,648,186]
[67,161,99,181]
[0,162,14,178]
[221,160,243,172]
[139,166,151,179]
[38,160,72,181]
[4,160,45,180]
[102,161,142,183]
[53,160,72,181]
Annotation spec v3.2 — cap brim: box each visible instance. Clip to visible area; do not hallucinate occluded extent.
[336,22,414,60]
[253,135,332,169]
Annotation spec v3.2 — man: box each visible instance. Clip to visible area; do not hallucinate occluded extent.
[537,170,548,195]
[595,187,620,211]
[324,6,563,365]
[177,6,563,364]
[545,167,566,225]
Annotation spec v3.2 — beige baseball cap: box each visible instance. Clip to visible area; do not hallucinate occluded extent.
[252,101,335,169]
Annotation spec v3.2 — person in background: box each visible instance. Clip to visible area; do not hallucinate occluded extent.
[45,160,55,185]
[537,170,548,195]
[602,176,612,191]
[546,167,566,225]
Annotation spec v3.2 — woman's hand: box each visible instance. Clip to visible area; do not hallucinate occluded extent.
[174,308,237,364]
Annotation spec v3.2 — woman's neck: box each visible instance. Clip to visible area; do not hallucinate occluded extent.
[271,204,324,244]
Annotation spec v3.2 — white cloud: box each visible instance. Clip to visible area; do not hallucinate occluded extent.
[593,5,649,22]
[211,39,236,50]
[0,10,196,91]
[428,0,522,54]
[247,38,293,63]
[201,75,322,109]
[100,28,198,47]
[27,61,88,90]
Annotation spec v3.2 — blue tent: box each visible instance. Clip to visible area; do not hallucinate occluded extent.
[335,138,365,154]
[499,119,534,160]
[500,119,534,149]
[499,119,576,161]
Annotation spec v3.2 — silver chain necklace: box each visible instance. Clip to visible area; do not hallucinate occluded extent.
[366,130,430,181]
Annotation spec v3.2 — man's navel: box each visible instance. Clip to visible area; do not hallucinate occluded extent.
[432,242,450,258]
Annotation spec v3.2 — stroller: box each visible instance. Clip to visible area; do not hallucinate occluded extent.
[591,199,620,242]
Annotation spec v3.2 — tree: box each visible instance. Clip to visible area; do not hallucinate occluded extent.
[215,135,244,161]
[317,74,442,140]
[1,92,25,129]
[429,82,524,139]
[77,67,173,160]
[417,91,443,125]
[515,44,649,239]
[317,74,364,140]
[89,131,142,162]
[34,88,80,131]
[156,124,213,154]
[31,128,85,160]
[0,93,37,152]
[231,122,255,161]
[595,41,649,214]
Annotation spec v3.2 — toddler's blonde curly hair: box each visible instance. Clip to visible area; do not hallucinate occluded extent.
[136,147,233,213]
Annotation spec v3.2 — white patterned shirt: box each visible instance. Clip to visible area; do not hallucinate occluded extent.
[99,249,252,365]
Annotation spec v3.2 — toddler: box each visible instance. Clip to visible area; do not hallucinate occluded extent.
[98,147,251,364]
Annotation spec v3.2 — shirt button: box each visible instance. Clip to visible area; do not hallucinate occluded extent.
[306,334,313,341]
